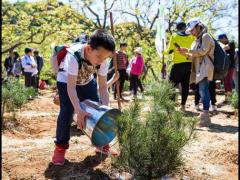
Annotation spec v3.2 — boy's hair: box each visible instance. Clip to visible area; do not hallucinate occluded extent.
[120,42,127,47]
[89,29,115,52]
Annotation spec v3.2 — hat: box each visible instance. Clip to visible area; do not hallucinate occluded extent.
[217,33,227,41]
[185,18,200,33]
[120,42,127,47]
[134,47,142,54]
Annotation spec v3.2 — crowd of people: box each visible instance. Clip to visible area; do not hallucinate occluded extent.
[167,19,238,127]
[4,47,44,90]
[3,20,238,166]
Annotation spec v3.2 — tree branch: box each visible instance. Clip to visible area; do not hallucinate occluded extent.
[86,6,102,28]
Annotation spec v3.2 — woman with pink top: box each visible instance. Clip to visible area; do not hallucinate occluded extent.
[130,47,145,98]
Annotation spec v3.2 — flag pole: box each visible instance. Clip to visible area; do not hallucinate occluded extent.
[109,11,121,110]
[161,38,166,79]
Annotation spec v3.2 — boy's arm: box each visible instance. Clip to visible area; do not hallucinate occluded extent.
[67,74,90,129]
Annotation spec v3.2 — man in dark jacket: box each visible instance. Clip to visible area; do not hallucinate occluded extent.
[4,50,14,76]
[33,50,44,88]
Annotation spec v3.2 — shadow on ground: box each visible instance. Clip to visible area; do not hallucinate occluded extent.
[207,123,238,134]
[195,123,238,134]
[44,154,110,179]
[70,125,85,137]
[183,110,199,117]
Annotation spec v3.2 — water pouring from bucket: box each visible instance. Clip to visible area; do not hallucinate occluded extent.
[75,99,121,147]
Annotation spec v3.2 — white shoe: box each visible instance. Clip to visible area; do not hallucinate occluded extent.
[210,105,217,112]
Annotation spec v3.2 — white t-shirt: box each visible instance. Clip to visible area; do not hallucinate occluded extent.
[57,44,109,86]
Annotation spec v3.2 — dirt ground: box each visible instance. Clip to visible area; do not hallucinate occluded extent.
[2,89,238,180]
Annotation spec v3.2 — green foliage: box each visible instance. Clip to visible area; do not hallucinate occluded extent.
[230,92,238,109]
[1,77,37,119]
[113,80,197,178]
[2,0,95,83]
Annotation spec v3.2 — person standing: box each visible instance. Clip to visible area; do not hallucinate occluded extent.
[21,47,38,89]
[164,22,195,111]
[113,42,128,100]
[11,51,22,79]
[218,34,236,100]
[233,49,239,92]
[33,50,44,89]
[178,18,215,127]
[130,47,145,99]
[4,50,14,77]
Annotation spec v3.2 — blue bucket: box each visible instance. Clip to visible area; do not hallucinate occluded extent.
[79,100,121,147]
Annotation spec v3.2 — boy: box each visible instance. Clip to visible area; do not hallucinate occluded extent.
[52,29,118,165]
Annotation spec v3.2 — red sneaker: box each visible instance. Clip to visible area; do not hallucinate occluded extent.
[95,144,119,157]
[52,146,66,165]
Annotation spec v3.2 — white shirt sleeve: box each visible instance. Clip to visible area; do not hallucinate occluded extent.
[64,53,78,76]
[98,60,109,76]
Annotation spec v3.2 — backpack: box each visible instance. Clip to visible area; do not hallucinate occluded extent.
[199,34,230,80]
[50,45,85,74]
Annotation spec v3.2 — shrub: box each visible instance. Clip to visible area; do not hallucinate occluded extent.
[230,92,238,109]
[113,80,197,178]
[1,77,37,119]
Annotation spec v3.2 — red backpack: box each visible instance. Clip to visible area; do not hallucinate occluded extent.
[50,45,87,73]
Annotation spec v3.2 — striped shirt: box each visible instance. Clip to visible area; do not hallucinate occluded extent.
[116,50,128,70]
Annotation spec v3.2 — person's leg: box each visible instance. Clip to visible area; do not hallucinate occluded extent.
[233,70,239,92]
[180,63,191,106]
[24,72,32,87]
[138,78,144,92]
[52,82,74,165]
[114,69,123,98]
[76,78,99,102]
[132,75,138,96]
[169,64,180,102]
[193,83,201,106]
[223,69,233,93]
[119,70,125,97]
[37,72,40,89]
[33,75,38,91]
[209,80,217,106]
[198,78,211,126]
[198,78,210,111]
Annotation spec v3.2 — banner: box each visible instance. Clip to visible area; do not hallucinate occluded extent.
[155,2,166,58]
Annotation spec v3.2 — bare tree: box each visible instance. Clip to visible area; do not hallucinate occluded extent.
[80,0,117,29]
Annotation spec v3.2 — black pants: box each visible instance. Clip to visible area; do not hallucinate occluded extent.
[130,78,144,92]
[169,62,191,105]
[130,74,139,96]
[36,71,41,89]
[114,69,127,98]
[24,72,38,89]
[193,80,216,106]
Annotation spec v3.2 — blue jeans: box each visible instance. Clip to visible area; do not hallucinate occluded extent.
[55,79,99,149]
[198,78,210,111]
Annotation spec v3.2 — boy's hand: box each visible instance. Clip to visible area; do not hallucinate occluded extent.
[76,109,91,130]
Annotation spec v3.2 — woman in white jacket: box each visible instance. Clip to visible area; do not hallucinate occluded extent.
[178,19,215,127]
